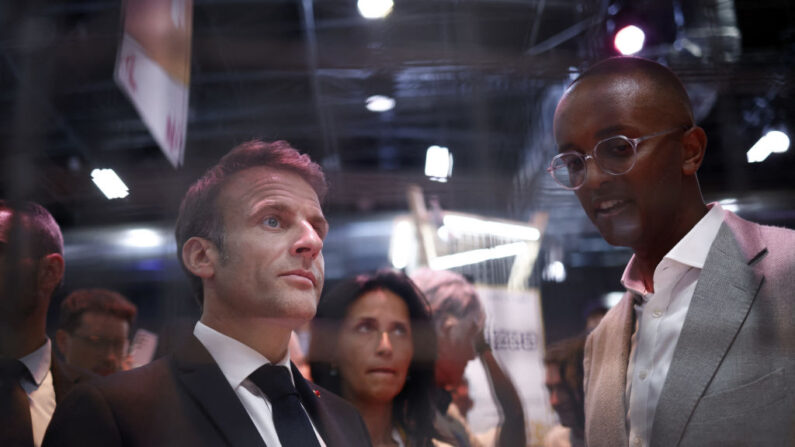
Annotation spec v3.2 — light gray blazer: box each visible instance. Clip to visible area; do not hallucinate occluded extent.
[583,211,795,447]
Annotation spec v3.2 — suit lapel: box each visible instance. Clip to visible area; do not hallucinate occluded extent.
[292,363,346,447]
[174,336,267,447]
[585,292,634,447]
[651,220,765,446]
[50,352,92,403]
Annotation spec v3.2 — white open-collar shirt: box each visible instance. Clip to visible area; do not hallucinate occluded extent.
[18,338,57,447]
[193,322,326,447]
[621,204,725,447]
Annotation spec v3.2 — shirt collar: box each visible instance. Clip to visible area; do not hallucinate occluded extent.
[18,338,52,386]
[621,203,726,297]
[193,321,292,389]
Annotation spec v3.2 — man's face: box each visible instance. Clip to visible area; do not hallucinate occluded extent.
[436,312,482,388]
[0,210,39,318]
[545,363,578,428]
[553,75,690,252]
[209,166,327,327]
[60,311,130,376]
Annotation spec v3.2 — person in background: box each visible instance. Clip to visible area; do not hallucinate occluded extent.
[55,288,137,376]
[43,140,372,447]
[410,268,525,447]
[550,56,795,446]
[0,200,93,447]
[310,269,449,447]
[542,336,586,447]
[582,304,608,333]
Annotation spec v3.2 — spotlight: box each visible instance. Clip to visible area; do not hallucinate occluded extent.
[357,0,393,19]
[365,95,395,112]
[746,130,790,163]
[614,25,645,55]
[424,145,453,182]
[91,168,129,199]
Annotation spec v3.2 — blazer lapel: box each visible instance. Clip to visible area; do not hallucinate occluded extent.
[585,292,634,447]
[174,336,267,447]
[651,221,765,446]
[292,363,346,447]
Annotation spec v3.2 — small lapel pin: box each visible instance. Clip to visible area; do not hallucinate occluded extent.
[313,389,321,398]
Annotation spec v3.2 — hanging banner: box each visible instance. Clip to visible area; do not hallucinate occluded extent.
[115,0,193,167]
[465,286,558,446]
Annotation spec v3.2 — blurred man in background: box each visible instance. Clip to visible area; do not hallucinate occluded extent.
[411,268,525,447]
[0,200,92,447]
[55,288,137,376]
[543,336,586,447]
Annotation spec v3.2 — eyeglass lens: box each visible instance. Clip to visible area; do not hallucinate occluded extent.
[551,136,636,188]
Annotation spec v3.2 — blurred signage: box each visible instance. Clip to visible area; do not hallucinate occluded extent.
[466,286,558,446]
[115,0,193,167]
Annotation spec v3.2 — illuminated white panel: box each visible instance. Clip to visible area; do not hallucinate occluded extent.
[91,168,129,199]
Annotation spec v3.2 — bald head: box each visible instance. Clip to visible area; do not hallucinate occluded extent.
[560,57,694,127]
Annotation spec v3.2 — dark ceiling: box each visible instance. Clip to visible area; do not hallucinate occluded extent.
[1,1,794,327]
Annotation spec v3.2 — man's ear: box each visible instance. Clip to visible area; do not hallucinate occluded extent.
[682,126,707,176]
[55,329,70,357]
[38,253,64,296]
[182,237,219,280]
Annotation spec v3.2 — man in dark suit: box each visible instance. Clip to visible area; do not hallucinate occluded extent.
[0,200,93,447]
[43,140,372,447]
[549,57,795,446]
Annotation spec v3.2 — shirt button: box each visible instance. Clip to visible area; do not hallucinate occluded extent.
[633,436,642,447]
[639,370,648,380]
[652,309,663,318]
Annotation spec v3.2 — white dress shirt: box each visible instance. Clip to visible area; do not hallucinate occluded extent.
[622,204,725,447]
[18,338,57,447]
[193,322,326,447]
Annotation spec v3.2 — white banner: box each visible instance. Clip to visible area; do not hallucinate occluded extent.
[115,0,192,168]
[465,286,558,446]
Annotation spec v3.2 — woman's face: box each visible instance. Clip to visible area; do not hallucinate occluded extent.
[336,288,414,405]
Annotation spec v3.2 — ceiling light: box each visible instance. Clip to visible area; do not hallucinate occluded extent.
[366,95,395,112]
[91,168,129,199]
[358,0,393,19]
[747,130,790,163]
[425,145,453,181]
[614,25,645,55]
[120,228,163,248]
[542,260,566,282]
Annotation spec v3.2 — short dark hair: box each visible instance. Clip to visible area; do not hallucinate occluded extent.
[0,199,63,259]
[309,269,440,445]
[174,140,327,305]
[544,335,586,428]
[58,288,137,333]
[570,56,694,123]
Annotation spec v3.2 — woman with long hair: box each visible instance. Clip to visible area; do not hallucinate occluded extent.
[309,269,449,447]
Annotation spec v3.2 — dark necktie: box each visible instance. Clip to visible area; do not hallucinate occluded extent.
[0,359,34,447]
[248,364,321,447]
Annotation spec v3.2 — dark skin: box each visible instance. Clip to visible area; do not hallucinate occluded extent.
[553,71,709,292]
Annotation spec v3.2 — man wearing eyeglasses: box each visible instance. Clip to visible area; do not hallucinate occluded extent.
[550,57,795,447]
[55,289,137,376]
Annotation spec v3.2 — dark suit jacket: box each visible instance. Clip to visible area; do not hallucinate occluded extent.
[51,351,94,403]
[42,335,372,447]
[583,211,795,447]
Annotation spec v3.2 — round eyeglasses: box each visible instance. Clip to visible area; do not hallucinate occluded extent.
[547,126,691,190]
